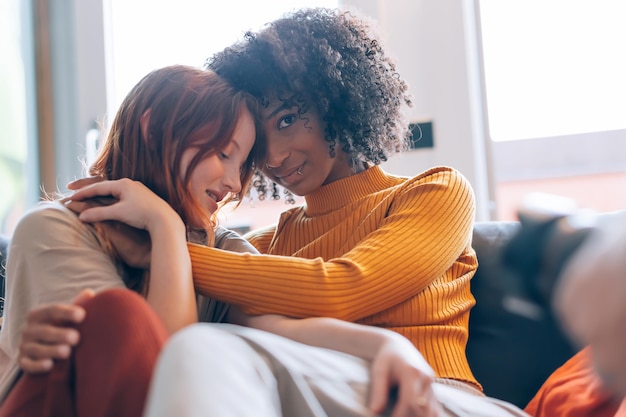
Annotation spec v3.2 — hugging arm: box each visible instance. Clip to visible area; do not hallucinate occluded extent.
[228,309,443,417]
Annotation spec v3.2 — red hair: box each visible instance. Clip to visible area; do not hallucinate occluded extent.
[90,65,261,231]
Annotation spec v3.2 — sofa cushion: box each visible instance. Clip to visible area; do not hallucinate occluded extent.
[467,221,576,408]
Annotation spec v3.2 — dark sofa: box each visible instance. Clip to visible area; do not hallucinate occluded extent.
[0,223,574,408]
[467,221,575,408]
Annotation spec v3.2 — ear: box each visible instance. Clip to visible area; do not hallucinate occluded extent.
[140,109,151,141]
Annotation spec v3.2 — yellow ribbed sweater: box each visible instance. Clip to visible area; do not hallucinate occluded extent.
[190,165,479,388]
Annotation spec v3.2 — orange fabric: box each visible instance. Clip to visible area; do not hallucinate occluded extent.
[525,346,623,417]
[0,289,168,417]
[189,166,479,388]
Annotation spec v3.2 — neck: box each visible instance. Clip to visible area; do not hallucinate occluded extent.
[351,160,368,175]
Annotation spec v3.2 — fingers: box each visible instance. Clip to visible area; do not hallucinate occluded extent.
[368,360,390,412]
[73,288,96,306]
[19,328,73,366]
[69,180,125,202]
[66,180,142,223]
[19,343,73,373]
[27,303,86,327]
[78,205,124,223]
[391,378,441,417]
[389,367,436,417]
[18,356,54,374]
[22,321,81,346]
[63,200,92,216]
[19,304,86,374]
[369,342,441,417]
[66,176,105,190]
[19,323,80,374]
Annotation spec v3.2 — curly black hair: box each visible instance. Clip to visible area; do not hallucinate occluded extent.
[206,7,413,201]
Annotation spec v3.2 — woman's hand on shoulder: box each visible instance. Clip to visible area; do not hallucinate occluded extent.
[67,178,181,233]
[18,290,94,373]
[369,334,443,417]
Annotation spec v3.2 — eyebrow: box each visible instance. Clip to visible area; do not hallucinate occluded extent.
[265,101,295,120]
[229,139,241,151]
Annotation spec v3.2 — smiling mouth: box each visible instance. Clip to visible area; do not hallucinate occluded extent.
[206,191,222,202]
[278,165,303,179]
[276,165,304,184]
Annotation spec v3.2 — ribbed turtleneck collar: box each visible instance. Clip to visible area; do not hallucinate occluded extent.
[303,166,399,216]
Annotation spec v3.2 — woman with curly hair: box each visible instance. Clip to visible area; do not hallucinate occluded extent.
[19,7,530,417]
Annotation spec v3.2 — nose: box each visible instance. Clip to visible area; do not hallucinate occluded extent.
[223,166,242,194]
[264,138,290,170]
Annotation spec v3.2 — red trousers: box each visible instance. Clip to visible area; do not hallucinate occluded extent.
[0,289,168,417]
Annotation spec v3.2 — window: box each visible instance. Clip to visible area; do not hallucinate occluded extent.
[478,0,626,219]
[0,1,37,236]
[480,0,626,141]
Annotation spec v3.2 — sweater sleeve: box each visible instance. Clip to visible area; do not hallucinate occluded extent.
[189,169,475,321]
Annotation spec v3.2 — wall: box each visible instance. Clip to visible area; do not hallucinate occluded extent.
[341,0,493,220]
[46,0,108,191]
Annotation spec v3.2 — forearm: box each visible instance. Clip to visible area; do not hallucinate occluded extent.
[191,247,379,319]
[191,235,472,322]
[146,218,197,333]
[242,314,400,361]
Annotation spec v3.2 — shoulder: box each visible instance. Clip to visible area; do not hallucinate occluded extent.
[6,201,124,301]
[10,200,102,255]
[386,166,475,214]
[377,166,470,190]
[408,166,471,188]
[12,201,82,240]
[397,166,474,199]
[214,226,259,254]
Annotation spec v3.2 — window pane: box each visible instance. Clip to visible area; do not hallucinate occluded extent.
[480,0,626,141]
[0,1,33,235]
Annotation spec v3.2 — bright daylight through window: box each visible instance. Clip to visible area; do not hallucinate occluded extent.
[479,0,626,142]
[106,0,338,115]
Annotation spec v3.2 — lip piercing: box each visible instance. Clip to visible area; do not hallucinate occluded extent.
[265,162,280,169]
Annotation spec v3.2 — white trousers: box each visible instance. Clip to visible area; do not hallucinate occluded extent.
[142,323,530,417]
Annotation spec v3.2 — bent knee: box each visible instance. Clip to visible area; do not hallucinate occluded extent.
[79,288,142,310]
[78,288,165,339]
